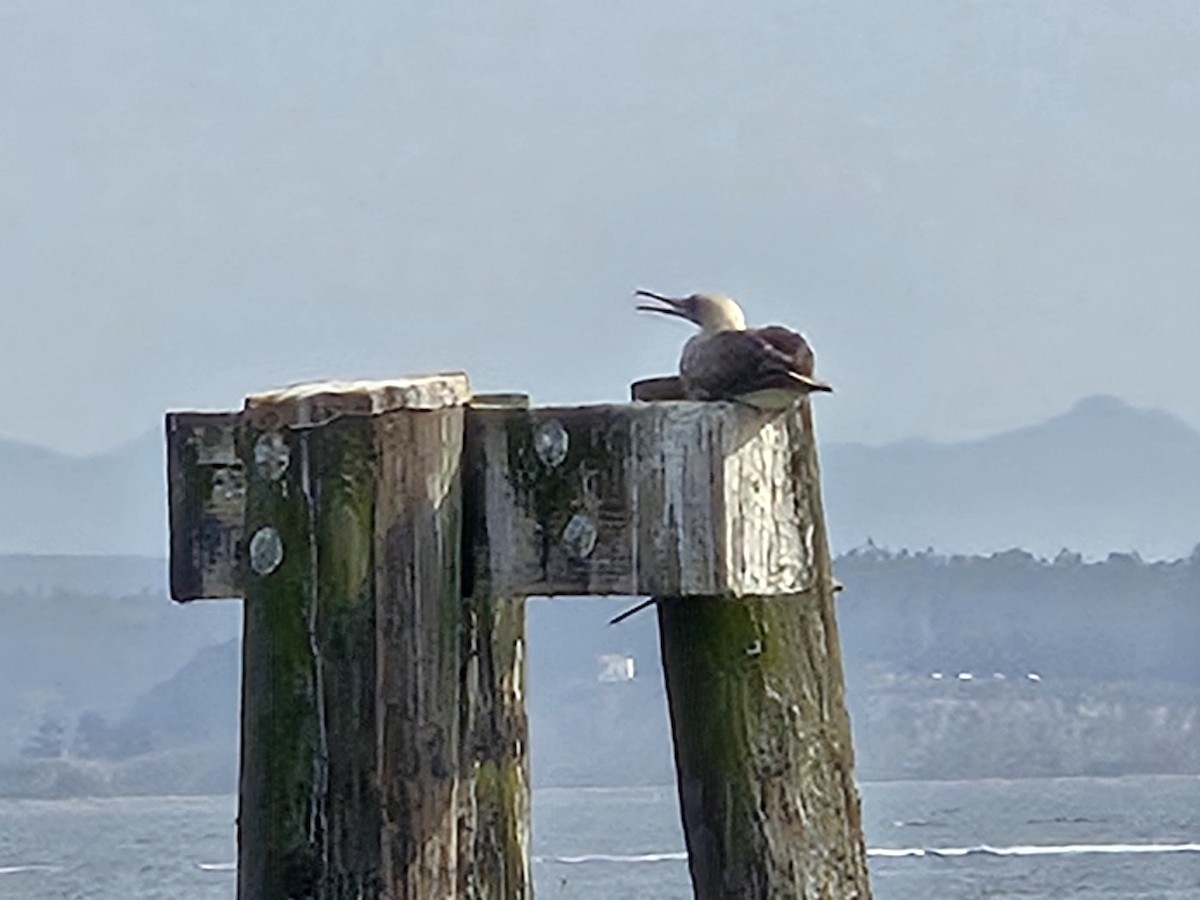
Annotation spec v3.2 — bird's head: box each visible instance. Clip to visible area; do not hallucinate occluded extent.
[634,290,747,334]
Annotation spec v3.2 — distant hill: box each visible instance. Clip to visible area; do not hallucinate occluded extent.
[2,395,1198,560]
[0,431,165,557]
[0,572,240,761]
[1,548,1196,795]
[821,395,1200,559]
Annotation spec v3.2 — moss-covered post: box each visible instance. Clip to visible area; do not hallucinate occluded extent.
[238,413,328,898]
[633,384,872,899]
[235,375,474,899]
[458,396,534,899]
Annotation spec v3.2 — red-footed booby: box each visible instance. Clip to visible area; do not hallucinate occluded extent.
[634,290,832,408]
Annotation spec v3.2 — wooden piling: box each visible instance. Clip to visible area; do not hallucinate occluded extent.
[457,395,534,899]
[166,372,871,900]
[657,587,870,898]
[232,374,486,899]
[638,383,872,899]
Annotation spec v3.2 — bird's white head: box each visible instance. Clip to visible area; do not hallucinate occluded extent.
[634,290,747,335]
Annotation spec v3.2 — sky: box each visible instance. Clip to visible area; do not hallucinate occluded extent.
[3,0,1200,454]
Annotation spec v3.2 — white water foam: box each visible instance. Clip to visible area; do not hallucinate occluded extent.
[0,865,60,876]
[869,842,1200,859]
[196,862,237,872]
[539,842,1200,865]
[539,852,689,864]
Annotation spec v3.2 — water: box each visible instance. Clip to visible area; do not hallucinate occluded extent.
[0,776,1197,898]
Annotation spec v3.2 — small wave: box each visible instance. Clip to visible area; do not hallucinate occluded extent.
[870,848,929,858]
[0,865,59,876]
[538,842,1200,865]
[196,862,237,872]
[869,842,1200,859]
[1025,816,1103,825]
[538,852,688,865]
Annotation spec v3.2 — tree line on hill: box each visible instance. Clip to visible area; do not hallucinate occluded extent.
[1,544,1197,793]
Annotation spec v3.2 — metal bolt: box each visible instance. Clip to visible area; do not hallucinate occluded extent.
[254,432,290,481]
[534,419,569,468]
[561,513,598,560]
[249,526,284,575]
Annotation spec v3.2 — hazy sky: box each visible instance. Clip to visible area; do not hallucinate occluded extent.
[3,0,1199,454]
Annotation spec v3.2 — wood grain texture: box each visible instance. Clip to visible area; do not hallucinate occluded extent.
[459,404,533,900]
[456,592,531,900]
[469,401,818,597]
[657,403,871,899]
[311,417,384,896]
[165,412,244,601]
[238,421,324,899]
[374,406,466,897]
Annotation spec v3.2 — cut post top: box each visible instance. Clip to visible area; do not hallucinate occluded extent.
[244,372,472,428]
[166,372,828,602]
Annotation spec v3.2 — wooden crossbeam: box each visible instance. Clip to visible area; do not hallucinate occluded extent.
[168,388,822,603]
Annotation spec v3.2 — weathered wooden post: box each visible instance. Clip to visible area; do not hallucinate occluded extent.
[166,371,870,900]
[637,385,870,897]
[167,375,530,899]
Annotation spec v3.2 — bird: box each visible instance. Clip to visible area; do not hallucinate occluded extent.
[634,290,832,408]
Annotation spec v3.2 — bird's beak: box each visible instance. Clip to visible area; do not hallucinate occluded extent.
[634,289,692,322]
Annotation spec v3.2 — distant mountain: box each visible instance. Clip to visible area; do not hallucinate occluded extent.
[820,395,1200,560]
[1,395,1198,559]
[0,572,240,760]
[0,430,166,557]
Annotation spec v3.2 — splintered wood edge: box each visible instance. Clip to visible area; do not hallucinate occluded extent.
[244,372,472,427]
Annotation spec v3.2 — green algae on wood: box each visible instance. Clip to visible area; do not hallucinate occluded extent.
[457,592,531,900]
[234,376,475,899]
[460,402,534,900]
[655,401,871,899]
[311,417,384,897]
[658,593,870,899]
[239,420,324,899]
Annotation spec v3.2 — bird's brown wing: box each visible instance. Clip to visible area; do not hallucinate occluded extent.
[755,326,815,376]
[682,329,832,400]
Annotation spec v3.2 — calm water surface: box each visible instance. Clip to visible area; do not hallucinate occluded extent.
[0,776,1197,898]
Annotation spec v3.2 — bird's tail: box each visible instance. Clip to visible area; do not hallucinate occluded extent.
[788,372,834,393]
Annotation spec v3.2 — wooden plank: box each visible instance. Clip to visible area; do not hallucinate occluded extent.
[165,411,244,601]
[374,404,466,896]
[469,401,818,597]
[312,416,384,895]
[238,420,324,899]
[656,403,872,898]
[459,400,533,900]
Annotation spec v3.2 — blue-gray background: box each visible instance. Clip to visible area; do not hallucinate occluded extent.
[3,1,1200,456]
